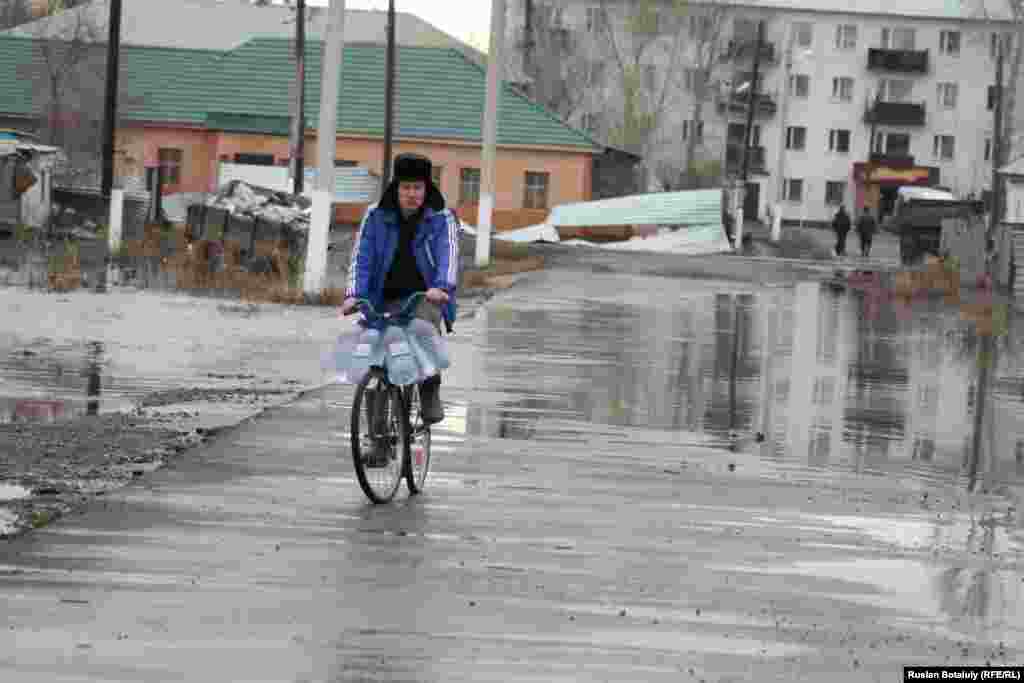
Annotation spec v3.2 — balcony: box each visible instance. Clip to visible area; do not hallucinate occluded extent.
[864,101,926,126]
[867,48,929,74]
[722,39,777,65]
[717,91,777,118]
[726,144,766,173]
[869,152,915,166]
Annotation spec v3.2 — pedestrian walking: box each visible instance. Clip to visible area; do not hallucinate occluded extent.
[832,205,851,257]
[856,209,877,258]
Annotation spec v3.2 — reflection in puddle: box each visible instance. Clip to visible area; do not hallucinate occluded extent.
[469,277,1024,499]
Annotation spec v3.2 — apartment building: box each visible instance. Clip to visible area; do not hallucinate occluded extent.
[506,0,1017,225]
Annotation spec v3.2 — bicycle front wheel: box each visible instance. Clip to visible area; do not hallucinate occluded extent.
[351,370,405,504]
[403,384,432,495]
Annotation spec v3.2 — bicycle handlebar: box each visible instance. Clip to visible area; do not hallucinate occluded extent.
[346,292,427,326]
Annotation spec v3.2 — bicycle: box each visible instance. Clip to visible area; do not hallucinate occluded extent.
[344,292,435,504]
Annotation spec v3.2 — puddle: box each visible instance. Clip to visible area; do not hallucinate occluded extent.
[0,483,31,501]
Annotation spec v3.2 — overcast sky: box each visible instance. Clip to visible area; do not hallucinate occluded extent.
[305,0,493,51]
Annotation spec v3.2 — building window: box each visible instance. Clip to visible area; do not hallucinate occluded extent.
[937,82,958,109]
[784,178,804,202]
[794,22,812,48]
[881,27,915,50]
[580,112,598,132]
[789,73,810,98]
[933,134,955,160]
[432,165,443,187]
[585,5,606,33]
[825,181,845,205]
[682,120,704,141]
[785,126,806,151]
[459,167,480,204]
[988,85,998,111]
[832,76,854,101]
[939,30,960,56]
[835,24,857,50]
[727,122,760,145]
[990,32,1011,58]
[985,137,992,161]
[158,148,183,185]
[233,153,275,166]
[683,68,698,92]
[880,78,913,102]
[523,171,550,209]
[874,132,911,156]
[828,129,851,153]
[335,159,358,167]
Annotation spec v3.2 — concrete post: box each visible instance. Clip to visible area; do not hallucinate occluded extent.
[106,188,124,286]
[476,0,506,268]
[771,202,782,241]
[304,0,346,298]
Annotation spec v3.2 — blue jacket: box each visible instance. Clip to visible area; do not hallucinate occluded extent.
[346,205,460,329]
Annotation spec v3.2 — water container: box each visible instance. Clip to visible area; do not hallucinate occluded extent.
[321,329,362,382]
[382,326,420,386]
[347,328,381,385]
[405,320,438,381]
[407,318,450,371]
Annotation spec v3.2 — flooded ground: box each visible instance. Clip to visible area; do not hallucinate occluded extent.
[1,252,1022,679]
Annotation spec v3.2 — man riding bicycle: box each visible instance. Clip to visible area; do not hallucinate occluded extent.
[341,153,459,425]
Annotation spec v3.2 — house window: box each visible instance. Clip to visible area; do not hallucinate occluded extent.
[585,5,606,33]
[985,137,992,161]
[832,76,854,101]
[937,82,958,109]
[835,24,857,50]
[990,32,1011,58]
[784,178,804,202]
[157,148,183,185]
[682,120,704,141]
[794,22,812,48]
[874,132,911,156]
[580,112,598,132]
[432,165,443,187]
[727,122,760,145]
[684,68,698,92]
[939,30,960,56]
[233,153,275,166]
[881,27,915,50]
[459,167,481,204]
[880,78,913,102]
[789,73,810,98]
[825,181,845,205]
[828,129,851,153]
[933,134,955,160]
[523,171,550,209]
[785,126,807,150]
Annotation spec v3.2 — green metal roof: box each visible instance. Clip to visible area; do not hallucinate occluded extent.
[0,35,600,152]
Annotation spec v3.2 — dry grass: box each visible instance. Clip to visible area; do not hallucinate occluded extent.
[462,254,545,289]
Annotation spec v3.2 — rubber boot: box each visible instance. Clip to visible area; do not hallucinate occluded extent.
[419,375,444,425]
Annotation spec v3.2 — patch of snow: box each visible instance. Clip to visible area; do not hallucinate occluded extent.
[0,483,31,501]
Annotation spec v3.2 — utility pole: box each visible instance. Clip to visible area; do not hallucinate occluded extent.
[291,0,307,195]
[476,0,506,268]
[734,19,764,248]
[101,0,124,199]
[989,34,1006,241]
[380,0,396,195]
[303,0,346,298]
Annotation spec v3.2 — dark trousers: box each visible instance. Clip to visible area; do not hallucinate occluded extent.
[835,230,849,256]
[859,233,873,257]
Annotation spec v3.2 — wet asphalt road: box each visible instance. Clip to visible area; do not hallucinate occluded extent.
[2,267,1023,682]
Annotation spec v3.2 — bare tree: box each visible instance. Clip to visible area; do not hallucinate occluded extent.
[0,1,34,31]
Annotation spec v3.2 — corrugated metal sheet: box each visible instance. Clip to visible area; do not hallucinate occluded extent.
[215,163,379,203]
[548,190,723,228]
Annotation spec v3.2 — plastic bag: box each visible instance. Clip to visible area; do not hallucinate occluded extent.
[321,323,385,384]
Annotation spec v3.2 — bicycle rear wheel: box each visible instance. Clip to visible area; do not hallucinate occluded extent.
[403,384,432,495]
[351,370,405,503]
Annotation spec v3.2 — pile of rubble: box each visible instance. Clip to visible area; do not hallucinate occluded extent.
[203,180,312,230]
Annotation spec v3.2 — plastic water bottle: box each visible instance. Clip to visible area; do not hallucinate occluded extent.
[347,327,381,385]
[382,326,420,386]
[407,318,450,371]
[405,320,438,380]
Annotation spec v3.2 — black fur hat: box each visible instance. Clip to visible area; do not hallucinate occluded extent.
[380,153,445,212]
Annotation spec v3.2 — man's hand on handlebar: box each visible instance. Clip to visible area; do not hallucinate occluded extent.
[425,288,449,305]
